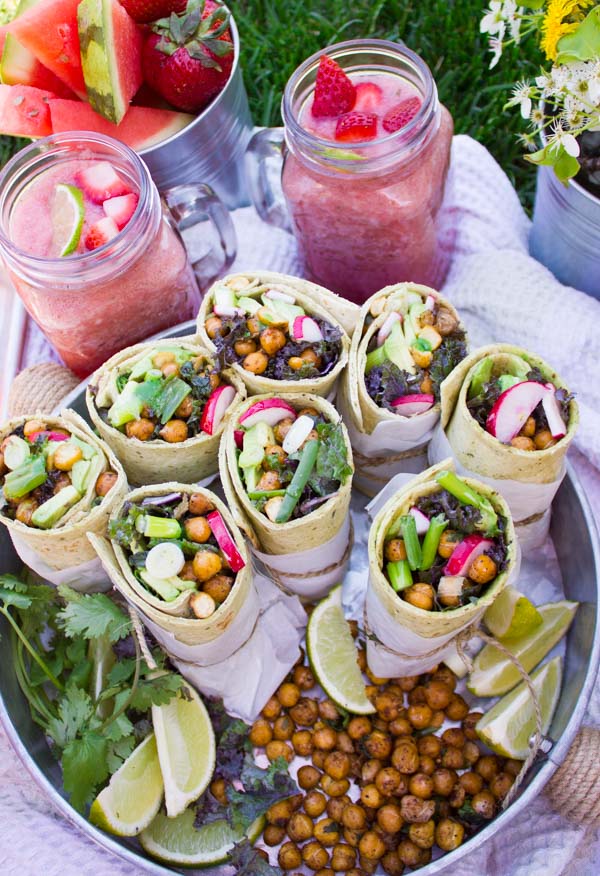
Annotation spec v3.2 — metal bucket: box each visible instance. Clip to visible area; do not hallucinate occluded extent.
[530,164,600,300]
[139,15,253,209]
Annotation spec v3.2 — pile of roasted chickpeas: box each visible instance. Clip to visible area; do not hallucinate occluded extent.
[229,627,520,874]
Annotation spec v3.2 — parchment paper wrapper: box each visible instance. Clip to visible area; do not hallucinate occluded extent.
[196,270,358,398]
[0,410,127,591]
[365,459,519,676]
[337,282,467,496]
[86,338,246,486]
[430,344,579,550]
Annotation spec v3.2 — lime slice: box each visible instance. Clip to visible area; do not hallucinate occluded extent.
[307,585,375,715]
[484,586,543,639]
[468,600,577,697]
[51,183,84,257]
[140,809,265,867]
[476,656,562,758]
[152,683,216,818]
[89,733,163,836]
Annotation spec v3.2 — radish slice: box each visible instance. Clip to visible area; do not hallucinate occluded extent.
[409,506,430,535]
[207,510,246,571]
[390,394,435,417]
[377,311,402,347]
[282,415,315,454]
[239,399,297,429]
[234,429,245,449]
[291,315,323,342]
[213,304,239,318]
[425,295,436,311]
[27,430,69,443]
[265,289,296,304]
[146,542,185,579]
[486,381,547,443]
[200,385,236,435]
[4,436,30,470]
[445,534,493,577]
[542,384,567,439]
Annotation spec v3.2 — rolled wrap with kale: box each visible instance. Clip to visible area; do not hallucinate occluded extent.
[0,410,127,587]
[428,344,578,548]
[86,338,245,486]
[220,392,354,599]
[366,459,518,676]
[196,271,358,398]
[336,283,468,496]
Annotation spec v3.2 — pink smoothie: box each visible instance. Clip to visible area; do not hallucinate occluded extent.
[283,68,454,303]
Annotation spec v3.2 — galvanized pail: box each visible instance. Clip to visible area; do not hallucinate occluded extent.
[139,15,253,209]
[530,164,600,301]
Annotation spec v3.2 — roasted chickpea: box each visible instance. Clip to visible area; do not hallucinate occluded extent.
[438,529,462,559]
[384,538,407,563]
[463,740,481,765]
[267,798,294,826]
[95,471,117,497]
[302,840,329,871]
[448,783,466,809]
[157,419,187,443]
[435,818,465,851]
[446,693,469,721]
[432,768,458,797]
[256,470,282,492]
[363,730,393,760]
[189,492,214,515]
[293,664,315,690]
[263,824,285,846]
[372,765,401,797]
[300,348,322,368]
[192,550,222,582]
[343,827,363,848]
[341,803,367,831]
[459,770,484,795]
[462,710,484,740]
[288,811,314,843]
[261,695,281,720]
[431,666,457,690]
[403,582,435,611]
[376,802,403,834]
[397,838,423,867]
[407,703,433,730]
[288,356,305,370]
[275,682,299,709]
[249,718,273,747]
[184,516,211,543]
[234,339,257,357]
[348,716,372,741]
[409,773,434,799]
[313,726,338,751]
[471,790,496,819]
[242,350,269,374]
[22,419,46,438]
[468,554,498,585]
[292,729,313,757]
[325,795,350,823]
[356,648,367,672]
[373,692,401,723]
[15,498,38,525]
[205,315,223,338]
[423,679,452,711]
[245,316,260,336]
[314,817,340,846]
[389,716,412,737]
[361,759,382,784]
[409,819,435,849]
[313,750,327,769]
[360,784,383,809]
[400,795,435,824]
[203,574,233,604]
[511,435,536,451]
[263,445,286,471]
[304,790,327,818]
[331,843,356,872]
[476,754,501,782]
[391,741,420,774]
[318,699,340,722]
[358,831,386,861]
[324,751,350,781]
[435,308,459,336]
[505,758,523,777]
[189,591,216,618]
[172,394,193,419]
[321,774,350,797]
[260,327,287,356]
[265,740,293,763]
[381,850,404,876]
[279,840,302,870]
[273,715,294,741]
[420,373,434,394]
[417,734,442,758]
[336,731,355,754]
[534,428,556,450]
[49,440,81,472]
[442,746,465,771]
[298,765,322,790]
[273,416,295,444]
[490,771,514,799]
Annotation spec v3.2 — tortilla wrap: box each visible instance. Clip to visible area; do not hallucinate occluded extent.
[196,271,357,397]
[0,410,127,571]
[86,337,245,486]
[439,344,578,484]
[89,482,254,648]
[220,393,354,557]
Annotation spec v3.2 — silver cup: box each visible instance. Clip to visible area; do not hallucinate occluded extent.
[139,13,253,209]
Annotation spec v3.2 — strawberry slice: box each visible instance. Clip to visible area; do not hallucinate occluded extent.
[85,217,120,251]
[335,111,378,142]
[76,162,129,204]
[311,55,356,118]
[354,81,383,112]
[103,193,139,229]
[382,96,422,133]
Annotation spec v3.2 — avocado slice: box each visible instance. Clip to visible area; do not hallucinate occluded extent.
[403,302,427,346]
[384,322,416,374]
[238,422,273,469]
[243,465,261,494]
[365,345,388,374]
[71,459,93,494]
[262,296,305,324]
[498,374,525,393]
[238,296,262,315]
[139,570,181,602]
[468,356,494,398]
[31,485,81,529]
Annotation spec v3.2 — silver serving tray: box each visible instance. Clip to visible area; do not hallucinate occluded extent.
[1,320,599,875]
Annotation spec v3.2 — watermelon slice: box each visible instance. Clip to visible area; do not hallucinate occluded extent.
[77,0,142,124]
[0,83,55,137]
[49,98,195,150]
[8,0,86,98]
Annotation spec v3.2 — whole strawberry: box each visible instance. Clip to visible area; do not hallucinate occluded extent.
[142,0,234,113]
[119,0,187,24]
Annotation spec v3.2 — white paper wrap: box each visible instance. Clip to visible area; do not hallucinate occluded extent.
[251,514,351,601]
[336,388,438,496]
[10,533,111,593]
[428,423,564,551]
[132,574,306,723]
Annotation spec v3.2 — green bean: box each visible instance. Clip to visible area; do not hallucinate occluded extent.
[276,439,319,523]
[420,514,448,570]
[399,515,422,570]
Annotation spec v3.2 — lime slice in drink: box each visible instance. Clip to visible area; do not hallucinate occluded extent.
[89,732,163,836]
[140,809,265,867]
[468,600,577,697]
[152,682,216,818]
[51,183,85,257]
[307,585,375,715]
[476,656,562,758]
[484,585,543,640]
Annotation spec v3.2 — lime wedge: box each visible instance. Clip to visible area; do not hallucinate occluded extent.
[476,656,562,758]
[307,585,375,715]
[89,733,163,836]
[152,683,216,818]
[484,585,543,639]
[140,809,264,867]
[51,183,84,257]
[468,600,577,697]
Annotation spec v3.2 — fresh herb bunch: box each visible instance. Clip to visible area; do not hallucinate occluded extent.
[0,572,182,811]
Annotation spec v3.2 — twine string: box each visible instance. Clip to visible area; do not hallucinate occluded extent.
[353,445,429,484]
[128,604,158,671]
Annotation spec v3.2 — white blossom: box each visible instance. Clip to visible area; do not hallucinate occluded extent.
[549,120,580,157]
[481,1,505,35]
[503,0,522,42]
[529,106,545,129]
[489,36,504,69]
[508,81,534,118]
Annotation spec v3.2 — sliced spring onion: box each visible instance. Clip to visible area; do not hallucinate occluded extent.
[420,514,449,571]
[436,470,499,536]
[136,514,181,539]
[248,489,287,500]
[399,515,422,571]
[387,560,413,592]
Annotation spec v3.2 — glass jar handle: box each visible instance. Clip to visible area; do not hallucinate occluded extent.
[245,127,291,232]
[162,183,236,289]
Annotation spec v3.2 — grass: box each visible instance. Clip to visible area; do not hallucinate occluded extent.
[0,1,541,209]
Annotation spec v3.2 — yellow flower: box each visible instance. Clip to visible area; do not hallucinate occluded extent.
[541,0,595,60]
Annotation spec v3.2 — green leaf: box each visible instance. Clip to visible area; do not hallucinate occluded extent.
[57,587,131,643]
[229,839,282,875]
[556,8,600,63]
[0,586,32,610]
[128,672,183,712]
[102,690,134,742]
[524,144,556,167]
[227,754,296,831]
[554,148,581,183]
[62,732,109,812]
[0,573,28,593]
[46,684,94,749]
[107,657,137,686]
